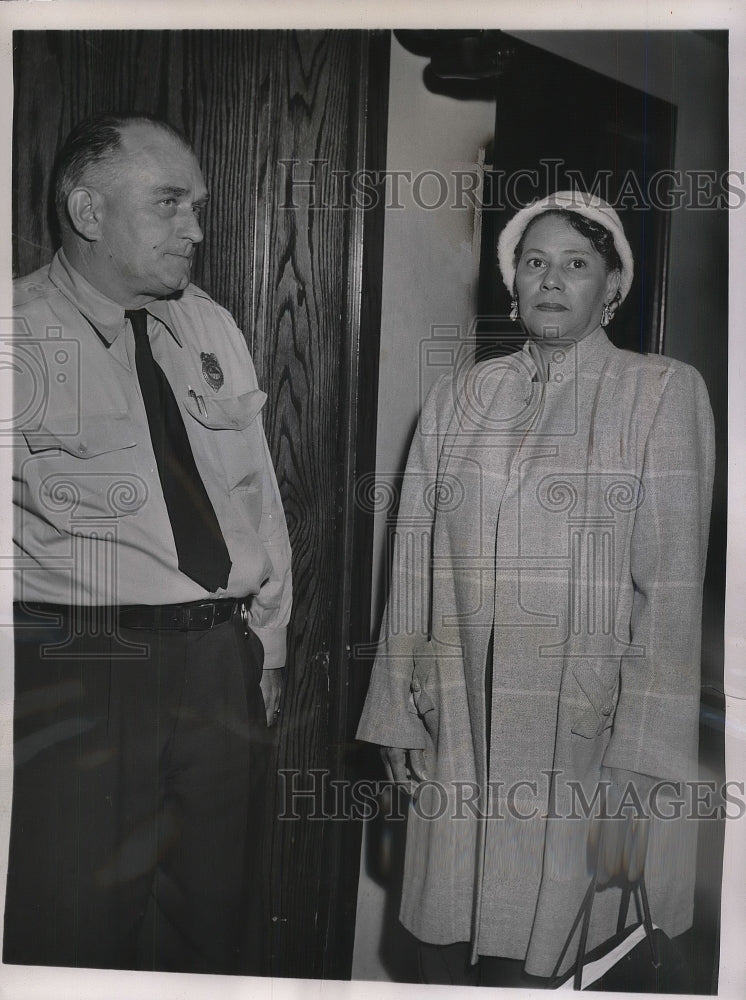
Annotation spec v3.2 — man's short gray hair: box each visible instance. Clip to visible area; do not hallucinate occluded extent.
[53,112,192,226]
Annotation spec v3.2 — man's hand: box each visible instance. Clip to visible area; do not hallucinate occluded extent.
[260,668,284,727]
[380,746,428,786]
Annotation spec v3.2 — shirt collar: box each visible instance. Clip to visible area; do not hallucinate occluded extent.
[49,250,183,347]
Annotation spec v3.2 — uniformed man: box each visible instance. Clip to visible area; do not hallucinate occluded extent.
[5,112,292,973]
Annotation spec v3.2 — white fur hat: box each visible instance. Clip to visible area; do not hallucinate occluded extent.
[497,190,634,303]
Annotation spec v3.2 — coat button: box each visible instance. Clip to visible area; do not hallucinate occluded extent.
[78,443,88,455]
[601,704,612,716]
[412,679,421,692]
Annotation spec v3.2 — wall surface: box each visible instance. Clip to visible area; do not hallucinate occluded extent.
[352,34,494,981]
[353,29,728,984]
[366,35,496,629]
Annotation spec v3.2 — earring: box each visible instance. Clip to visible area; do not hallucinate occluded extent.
[601,302,612,327]
[509,296,519,322]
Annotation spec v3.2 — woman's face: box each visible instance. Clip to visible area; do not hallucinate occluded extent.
[514,214,620,343]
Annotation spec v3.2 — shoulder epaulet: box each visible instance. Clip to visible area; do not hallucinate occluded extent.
[181,282,214,303]
[13,266,54,308]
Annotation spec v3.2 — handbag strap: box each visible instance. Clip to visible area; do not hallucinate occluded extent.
[551,842,661,989]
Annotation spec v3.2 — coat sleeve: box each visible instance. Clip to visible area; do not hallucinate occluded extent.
[603,364,715,781]
[356,376,450,750]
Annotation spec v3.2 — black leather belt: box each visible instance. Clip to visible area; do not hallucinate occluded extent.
[119,600,240,630]
[17,599,242,632]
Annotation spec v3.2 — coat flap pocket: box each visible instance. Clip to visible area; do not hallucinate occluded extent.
[22,412,136,458]
[571,663,617,738]
[187,389,267,430]
[410,638,462,717]
[411,638,437,716]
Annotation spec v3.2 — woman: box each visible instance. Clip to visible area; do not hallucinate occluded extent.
[357,191,715,986]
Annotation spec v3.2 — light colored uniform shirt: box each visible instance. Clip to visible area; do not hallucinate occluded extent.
[13,250,292,669]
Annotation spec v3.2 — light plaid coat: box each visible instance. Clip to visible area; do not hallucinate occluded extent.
[357,328,715,976]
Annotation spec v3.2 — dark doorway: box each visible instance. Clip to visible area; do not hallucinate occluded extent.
[476,34,676,361]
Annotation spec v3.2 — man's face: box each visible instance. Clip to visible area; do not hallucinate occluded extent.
[93,123,208,307]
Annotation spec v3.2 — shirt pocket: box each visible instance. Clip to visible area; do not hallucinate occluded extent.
[21,411,146,520]
[184,389,268,528]
[186,389,267,436]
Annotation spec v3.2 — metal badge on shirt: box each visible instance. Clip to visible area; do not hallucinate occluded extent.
[201,352,224,391]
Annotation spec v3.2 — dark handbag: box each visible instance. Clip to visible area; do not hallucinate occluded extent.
[551,817,689,991]
[551,872,659,990]
[585,925,691,993]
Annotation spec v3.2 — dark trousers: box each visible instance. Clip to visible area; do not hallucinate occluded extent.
[4,607,268,974]
[418,942,552,989]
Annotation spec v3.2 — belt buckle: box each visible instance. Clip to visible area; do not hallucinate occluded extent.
[188,602,216,630]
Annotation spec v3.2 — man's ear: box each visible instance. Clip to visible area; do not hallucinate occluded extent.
[66,187,104,242]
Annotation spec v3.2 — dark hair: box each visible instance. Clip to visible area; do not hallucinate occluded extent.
[52,112,192,225]
[513,209,623,276]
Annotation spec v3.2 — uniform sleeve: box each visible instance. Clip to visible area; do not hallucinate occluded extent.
[247,420,293,670]
[603,365,715,781]
[356,377,449,749]
[213,301,292,671]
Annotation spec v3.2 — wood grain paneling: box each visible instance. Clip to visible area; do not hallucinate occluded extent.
[250,31,380,978]
[12,28,389,980]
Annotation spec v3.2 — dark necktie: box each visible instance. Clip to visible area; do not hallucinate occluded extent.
[127,309,232,592]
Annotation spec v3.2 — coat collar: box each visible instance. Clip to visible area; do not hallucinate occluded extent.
[523,326,612,385]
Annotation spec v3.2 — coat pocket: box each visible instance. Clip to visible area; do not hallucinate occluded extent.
[570,662,619,739]
[408,637,464,744]
[407,638,439,743]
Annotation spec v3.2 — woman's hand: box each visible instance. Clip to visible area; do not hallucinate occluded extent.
[594,814,650,886]
[380,746,428,786]
[591,768,655,885]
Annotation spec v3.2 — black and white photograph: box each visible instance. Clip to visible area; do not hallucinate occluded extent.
[0,3,744,999]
